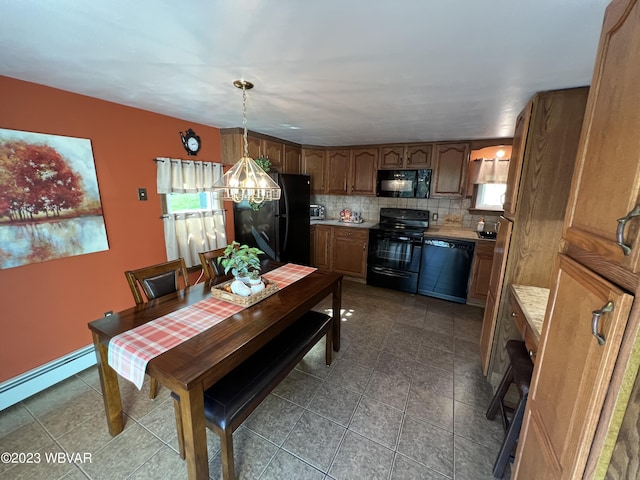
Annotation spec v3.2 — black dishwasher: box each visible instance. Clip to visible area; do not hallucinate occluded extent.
[418,239,475,303]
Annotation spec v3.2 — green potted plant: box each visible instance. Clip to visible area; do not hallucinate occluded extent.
[217,241,264,282]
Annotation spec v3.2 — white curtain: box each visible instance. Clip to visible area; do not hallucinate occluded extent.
[470,158,510,184]
[156,158,227,267]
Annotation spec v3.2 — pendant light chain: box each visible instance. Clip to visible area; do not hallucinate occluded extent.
[242,86,249,158]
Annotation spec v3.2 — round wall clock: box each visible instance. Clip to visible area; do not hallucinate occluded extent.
[180,128,201,156]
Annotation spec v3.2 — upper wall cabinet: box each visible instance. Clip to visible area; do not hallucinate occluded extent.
[220,128,299,173]
[431,143,470,197]
[302,148,326,194]
[283,144,301,174]
[350,148,377,196]
[379,144,432,169]
[406,144,433,168]
[261,138,284,170]
[325,149,351,195]
[324,148,377,196]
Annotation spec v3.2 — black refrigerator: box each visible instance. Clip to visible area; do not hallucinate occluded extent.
[233,173,311,265]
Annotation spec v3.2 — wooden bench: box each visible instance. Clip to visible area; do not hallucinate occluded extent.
[172,310,333,480]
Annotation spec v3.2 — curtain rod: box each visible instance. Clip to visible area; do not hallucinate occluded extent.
[160,210,226,219]
[154,158,206,164]
[471,158,510,162]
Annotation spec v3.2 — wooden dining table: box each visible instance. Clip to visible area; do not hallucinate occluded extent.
[88,264,343,480]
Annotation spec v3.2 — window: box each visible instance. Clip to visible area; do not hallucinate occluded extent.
[155,159,227,267]
[474,183,507,211]
[164,192,217,214]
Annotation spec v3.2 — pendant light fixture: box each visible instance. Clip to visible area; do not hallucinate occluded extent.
[213,80,281,203]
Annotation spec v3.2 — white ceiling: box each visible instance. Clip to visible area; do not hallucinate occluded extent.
[0,0,609,146]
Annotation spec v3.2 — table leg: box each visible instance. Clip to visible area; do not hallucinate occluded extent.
[332,277,342,352]
[179,385,209,480]
[91,332,123,436]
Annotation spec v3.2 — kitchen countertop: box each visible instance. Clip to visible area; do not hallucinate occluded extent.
[310,219,376,229]
[510,284,550,339]
[424,226,496,243]
[311,221,497,242]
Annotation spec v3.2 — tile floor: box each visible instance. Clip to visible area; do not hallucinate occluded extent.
[0,281,511,480]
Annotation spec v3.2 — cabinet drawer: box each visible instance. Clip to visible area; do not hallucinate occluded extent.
[509,294,527,338]
[523,327,538,363]
[333,227,368,240]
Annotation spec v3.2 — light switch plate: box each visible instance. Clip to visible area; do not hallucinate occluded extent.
[137,188,147,201]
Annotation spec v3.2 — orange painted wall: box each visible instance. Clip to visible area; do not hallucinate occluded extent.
[0,76,233,382]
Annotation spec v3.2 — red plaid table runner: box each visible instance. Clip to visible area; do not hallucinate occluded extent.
[108,263,316,389]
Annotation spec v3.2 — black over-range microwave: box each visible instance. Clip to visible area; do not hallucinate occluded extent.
[376,169,432,198]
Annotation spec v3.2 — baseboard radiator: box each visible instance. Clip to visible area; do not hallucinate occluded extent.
[0,345,96,411]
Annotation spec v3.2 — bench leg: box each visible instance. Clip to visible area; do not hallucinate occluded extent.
[220,430,235,480]
[325,330,333,366]
[149,377,159,400]
[173,398,186,460]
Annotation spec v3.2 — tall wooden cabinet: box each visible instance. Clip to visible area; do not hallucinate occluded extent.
[482,87,589,383]
[514,1,640,478]
[502,103,533,220]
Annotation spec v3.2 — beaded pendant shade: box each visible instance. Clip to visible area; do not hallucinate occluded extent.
[213,80,281,203]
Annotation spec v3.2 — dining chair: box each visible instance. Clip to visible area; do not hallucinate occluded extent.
[198,247,226,280]
[124,257,190,398]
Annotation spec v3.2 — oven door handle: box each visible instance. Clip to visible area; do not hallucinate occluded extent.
[371,266,414,278]
[373,234,423,246]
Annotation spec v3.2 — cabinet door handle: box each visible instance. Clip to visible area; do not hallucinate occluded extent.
[511,312,517,317]
[616,205,640,256]
[591,301,614,346]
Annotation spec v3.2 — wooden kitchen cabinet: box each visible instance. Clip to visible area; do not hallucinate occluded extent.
[562,6,640,291]
[262,138,284,170]
[405,144,433,168]
[514,255,633,479]
[325,149,350,195]
[221,129,299,172]
[332,227,368,278]
[283,144,301,174]
[431,143,470,197]
[483,87,588,384]
[325,148,377,196]
[379,145,404,169]
[466,240,495,307]
[302,148,326,194]
[379,143,433,169]
[310,224,331,270]
[502,102,533,220]
[514,3,640,478]
[220,128,260,165]
[480,217,512,375]
[350,148,377,196]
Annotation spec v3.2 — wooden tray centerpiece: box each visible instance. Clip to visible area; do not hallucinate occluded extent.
[211,278,278,307]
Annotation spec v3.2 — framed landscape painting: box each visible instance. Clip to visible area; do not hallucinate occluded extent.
[0,128,109,269]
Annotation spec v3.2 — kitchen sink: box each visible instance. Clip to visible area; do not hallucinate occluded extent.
[477,231,497,239]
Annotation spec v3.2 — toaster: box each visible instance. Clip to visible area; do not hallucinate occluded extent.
[310,204,326,220]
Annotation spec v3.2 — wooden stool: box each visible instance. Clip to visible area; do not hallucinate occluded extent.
[486,339,534,478]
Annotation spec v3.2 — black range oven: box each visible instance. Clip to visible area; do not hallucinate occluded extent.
[367,208,430,293]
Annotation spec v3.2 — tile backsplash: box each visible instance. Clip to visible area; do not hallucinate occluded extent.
[311,194,500,230]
